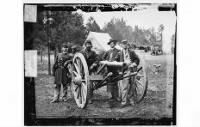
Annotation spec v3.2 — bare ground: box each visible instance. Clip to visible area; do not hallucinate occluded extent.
[35,54,174,121]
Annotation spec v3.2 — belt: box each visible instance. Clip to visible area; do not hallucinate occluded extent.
[57,66,64,68]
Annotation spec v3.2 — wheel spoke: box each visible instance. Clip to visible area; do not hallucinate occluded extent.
[74,63,81,74]
[75,85,79,92]
[134,89,138,101]
[76,87,82,104]
[77,59,85,78]
[79,85,82,104]
[135,80,144,96]
[77,87,80,99]
[72,53,90,108]
[81,84,86,103]
[136,80,143,87]
[77,59,81,70]
[73,71,78,77]
[75,58,80,69]
[82,82,87,93]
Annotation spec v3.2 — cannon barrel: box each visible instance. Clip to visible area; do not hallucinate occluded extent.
[99,61,124,67]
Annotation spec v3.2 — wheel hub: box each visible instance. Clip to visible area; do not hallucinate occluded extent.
[74,74,82,85]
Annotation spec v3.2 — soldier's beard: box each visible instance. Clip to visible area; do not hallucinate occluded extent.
[110,46,115,49]
[86,47,91,51]
[62,52,67,55]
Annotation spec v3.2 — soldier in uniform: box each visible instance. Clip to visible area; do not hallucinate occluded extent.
[80,40,101,104]
[103,39,121,101]
[51,44,73,103]
[80,40,100,72]
[118,40,140,107]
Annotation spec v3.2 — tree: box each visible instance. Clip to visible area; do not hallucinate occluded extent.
[31,13,49,62]
[86,17,101,32]
[103,18,131,42]
[29,10,87,68]
[158,24,164,33]
[149,27,157,45]
[157,24,165,47]
[32,10,87,53]
[50,11,87,50]
[103,17,161,48]
[103,18,122,41]
[132,25,149,46]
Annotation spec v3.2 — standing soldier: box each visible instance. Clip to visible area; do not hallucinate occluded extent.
[103,39,121,101]
[51,44,73,103]
[119,40,140,107]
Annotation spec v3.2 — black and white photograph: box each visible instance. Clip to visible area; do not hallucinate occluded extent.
[24,3,176,125]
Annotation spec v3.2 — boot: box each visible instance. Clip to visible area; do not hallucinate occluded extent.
[51,98,59,103]
[61,84,68,102]
[51,84,60,103]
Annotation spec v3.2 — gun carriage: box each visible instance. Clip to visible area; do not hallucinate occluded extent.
[68,52,148,108]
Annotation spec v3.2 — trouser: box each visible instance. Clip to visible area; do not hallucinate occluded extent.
[119,70,136,105]
[53,83,68,100]
[107,70,119,99]
[88,72,95,100]
[107,81,119,99]
[88,82,93,99]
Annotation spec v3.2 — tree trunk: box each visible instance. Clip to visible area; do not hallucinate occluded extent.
[40,49,43,62]
[54,47,57,63]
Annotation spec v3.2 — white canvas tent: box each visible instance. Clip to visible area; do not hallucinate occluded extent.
[85,32,122,54]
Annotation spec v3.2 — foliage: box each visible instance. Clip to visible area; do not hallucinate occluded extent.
[86,17,101,32]
[158,24,164,33]
[103,17,162,47]
[32,10,87,52]
[103,18,124,41]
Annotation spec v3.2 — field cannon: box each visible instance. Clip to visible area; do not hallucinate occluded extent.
[69,53,148,108]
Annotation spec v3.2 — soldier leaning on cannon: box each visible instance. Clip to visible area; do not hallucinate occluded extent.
[51,44,73,103]
[80,40,101,104]
[118,40,140,107]
[81,40,101,72]
[103,39,121,101]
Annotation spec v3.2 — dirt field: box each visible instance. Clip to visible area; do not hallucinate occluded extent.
[35,53,174,123]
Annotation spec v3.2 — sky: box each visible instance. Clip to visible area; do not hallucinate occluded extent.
[77,5,177,53]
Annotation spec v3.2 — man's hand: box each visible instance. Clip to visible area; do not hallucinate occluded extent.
[89,63,97,70]
[64,60,72,67]
[129,62,137,68]
[124,62,131,67]
[128,62,137,72]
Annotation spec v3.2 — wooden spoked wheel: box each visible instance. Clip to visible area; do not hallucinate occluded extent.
[71,53,90,108]
[132,58,148,104]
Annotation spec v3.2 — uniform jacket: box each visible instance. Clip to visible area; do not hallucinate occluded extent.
[103,48,121,62]
[120,49,140,65]
[80,49,100,68]
[53,53,72,84]
[103,48,121,75]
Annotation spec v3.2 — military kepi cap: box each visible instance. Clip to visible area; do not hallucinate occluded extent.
[85,40,92,45]
[107,39,117,45]
[121,39,128,44]
[62,43,68,48]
